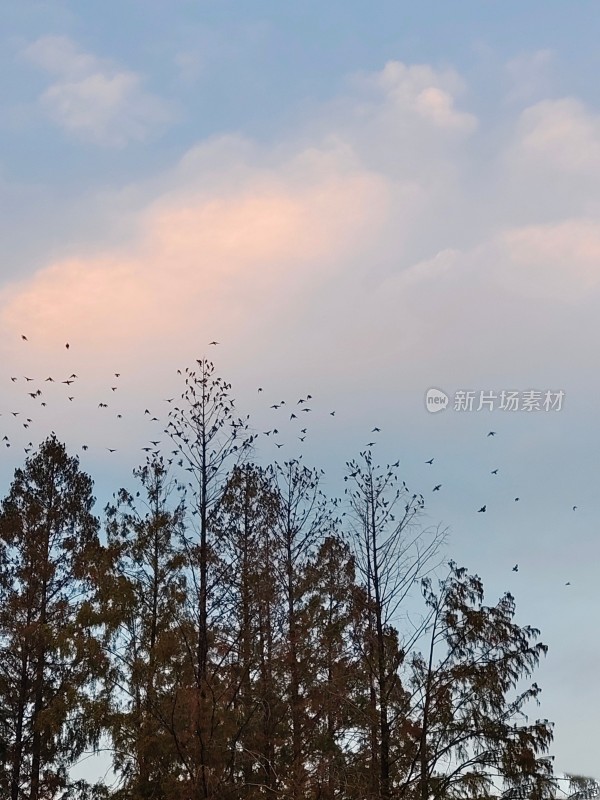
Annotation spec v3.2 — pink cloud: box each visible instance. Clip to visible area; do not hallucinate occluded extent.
[0,149,390,359]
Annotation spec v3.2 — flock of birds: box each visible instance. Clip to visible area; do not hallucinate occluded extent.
[1,336,575,585]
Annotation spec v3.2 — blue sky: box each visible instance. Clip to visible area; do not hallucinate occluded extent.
[1,0,599,785]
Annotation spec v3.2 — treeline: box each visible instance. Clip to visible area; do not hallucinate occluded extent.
[0,361,568,799]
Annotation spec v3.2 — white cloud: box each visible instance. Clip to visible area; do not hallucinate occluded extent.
[514,97,600,174]
[23,35,173,146]
[354,60,478,134]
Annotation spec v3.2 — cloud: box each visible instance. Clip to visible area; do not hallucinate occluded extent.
[513,97,600,174]
[23,36,173,146]
[353,60,478,135]
[0,137,390,356]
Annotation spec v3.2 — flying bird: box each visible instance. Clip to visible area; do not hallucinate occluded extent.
[478,505,486,513]
[21,335,27,341]
[372,427,381,432]
[573,506,577,511]
[10,377,16,382]
[487,431,496,437]
[209,341,219,346]
[65,343,69,349]
[515,497,519,502]
[433,484,441,491]
[491,469,498,475]
[565,582,571,586]
[512,564,519,572]
[425,458,434,465]
[330,411,335,416]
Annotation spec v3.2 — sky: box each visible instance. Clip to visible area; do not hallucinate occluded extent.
[1,0,600,784]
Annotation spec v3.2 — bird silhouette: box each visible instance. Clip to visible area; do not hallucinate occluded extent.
[65,343,69,349]
[478,505,486,513]
[515,497,519,502]
[572,506,577,511]
[330,411,335,416]
[372,427,381,432]
[487,431,496,437]
[491,469,498,475]
[21,335,27,341]
[209,341,219,346]
[565,582,571,586]
[425,458,434,465]
[433,484,441,491]
[512,564,519,572]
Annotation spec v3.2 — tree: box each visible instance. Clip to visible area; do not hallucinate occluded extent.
[270,459,334,799]
[164,360,255,798]
[344,451,446,799]
[103,457,188,799]
[210,462,282,796]
[0,435,108,800]
[402,562,556,800]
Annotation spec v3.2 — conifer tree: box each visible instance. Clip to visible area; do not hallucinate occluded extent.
[345,451,445,799]
[0,435,107,800]
[103,457,188,799]
[402,562,556,800]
